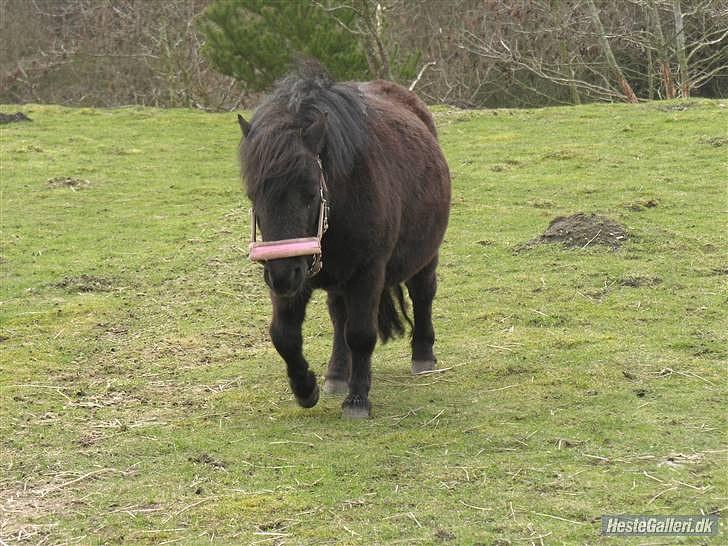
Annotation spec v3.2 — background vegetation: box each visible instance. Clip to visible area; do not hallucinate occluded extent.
[1,99,725,543]
[197,1,371,91]
[1,0,726,109]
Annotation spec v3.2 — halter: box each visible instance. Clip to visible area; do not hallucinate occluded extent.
[248,157,330,277]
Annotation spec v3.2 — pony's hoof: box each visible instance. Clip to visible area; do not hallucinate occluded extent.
[412,360,436,374]
[342,395,371,419]
[295,383,320,408]
[323,377,348,395]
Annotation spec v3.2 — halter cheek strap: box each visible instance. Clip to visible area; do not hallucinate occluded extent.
[248,157,329,277]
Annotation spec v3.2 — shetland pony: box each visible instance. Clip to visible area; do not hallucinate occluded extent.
[239,63,450,418]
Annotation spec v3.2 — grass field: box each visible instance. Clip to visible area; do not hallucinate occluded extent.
[1,99,726,544]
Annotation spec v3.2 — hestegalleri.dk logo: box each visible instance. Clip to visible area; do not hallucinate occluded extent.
[601,515,719,536]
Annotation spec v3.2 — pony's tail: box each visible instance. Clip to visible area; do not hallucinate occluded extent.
[377,285,413,343]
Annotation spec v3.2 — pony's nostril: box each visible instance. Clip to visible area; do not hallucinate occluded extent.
[264,261,305,296]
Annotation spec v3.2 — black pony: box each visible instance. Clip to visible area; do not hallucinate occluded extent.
[238,62,450,418]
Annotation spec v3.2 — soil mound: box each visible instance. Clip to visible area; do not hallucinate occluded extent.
[526,213,627,250]
[0,112,31,124]
[619,276,662,287]
[47,177,91,190]
[56,275,114,292]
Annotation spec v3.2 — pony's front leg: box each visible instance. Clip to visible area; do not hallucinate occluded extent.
[270,289,319,408]
[342,268,384,419]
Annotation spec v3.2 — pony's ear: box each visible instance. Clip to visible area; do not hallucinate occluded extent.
[237,114,251,137]
[302,111,328,154]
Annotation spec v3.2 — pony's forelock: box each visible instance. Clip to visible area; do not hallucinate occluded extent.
[242,61,368,197]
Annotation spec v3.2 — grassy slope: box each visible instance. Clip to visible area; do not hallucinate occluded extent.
[1,100,726,544]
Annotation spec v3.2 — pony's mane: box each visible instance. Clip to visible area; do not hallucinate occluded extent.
[243,62,368,196]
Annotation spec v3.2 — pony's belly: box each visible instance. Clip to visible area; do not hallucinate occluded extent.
[386,216,448,284]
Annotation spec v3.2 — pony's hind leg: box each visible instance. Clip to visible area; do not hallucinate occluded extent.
[406,256,438,374]
[323,292,350,395]
[270,289,319,408]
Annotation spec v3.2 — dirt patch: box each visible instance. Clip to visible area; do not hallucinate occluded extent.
[435,529,456,542]
[542,149,578,160]
[619,275,662,287]
[522,213,628,250]
[56,275,114,292]
[699,135,728,147]
[188,452,227,469]
[0,112,31,124]
[528,198,555,209]
[96,322,130,340]
[656,102,699,112]
[554,438,583,449]
[47,177,91,190]
[0,483,59,544]
[625,199,659,211]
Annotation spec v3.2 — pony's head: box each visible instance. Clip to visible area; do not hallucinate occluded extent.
[239,63,367,297]
[240,110,328,298]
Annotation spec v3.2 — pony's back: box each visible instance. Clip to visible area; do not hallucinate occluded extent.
[361,80,438,138]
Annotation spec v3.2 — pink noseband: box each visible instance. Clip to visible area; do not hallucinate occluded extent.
[248,237,321,262]
[248,157,329,276]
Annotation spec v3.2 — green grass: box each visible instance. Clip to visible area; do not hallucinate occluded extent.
[1,100,726,544]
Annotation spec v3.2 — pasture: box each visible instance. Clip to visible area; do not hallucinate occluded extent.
[1,100,726,543]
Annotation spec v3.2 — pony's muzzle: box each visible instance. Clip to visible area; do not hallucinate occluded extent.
[264,257,306,297]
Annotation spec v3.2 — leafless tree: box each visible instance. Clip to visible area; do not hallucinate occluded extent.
[0,0,244,109]
[1,0,725,108]
[441,0,725,104]
[586,0,639,102]
[627,0,727,98]
[313,0,392,79]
